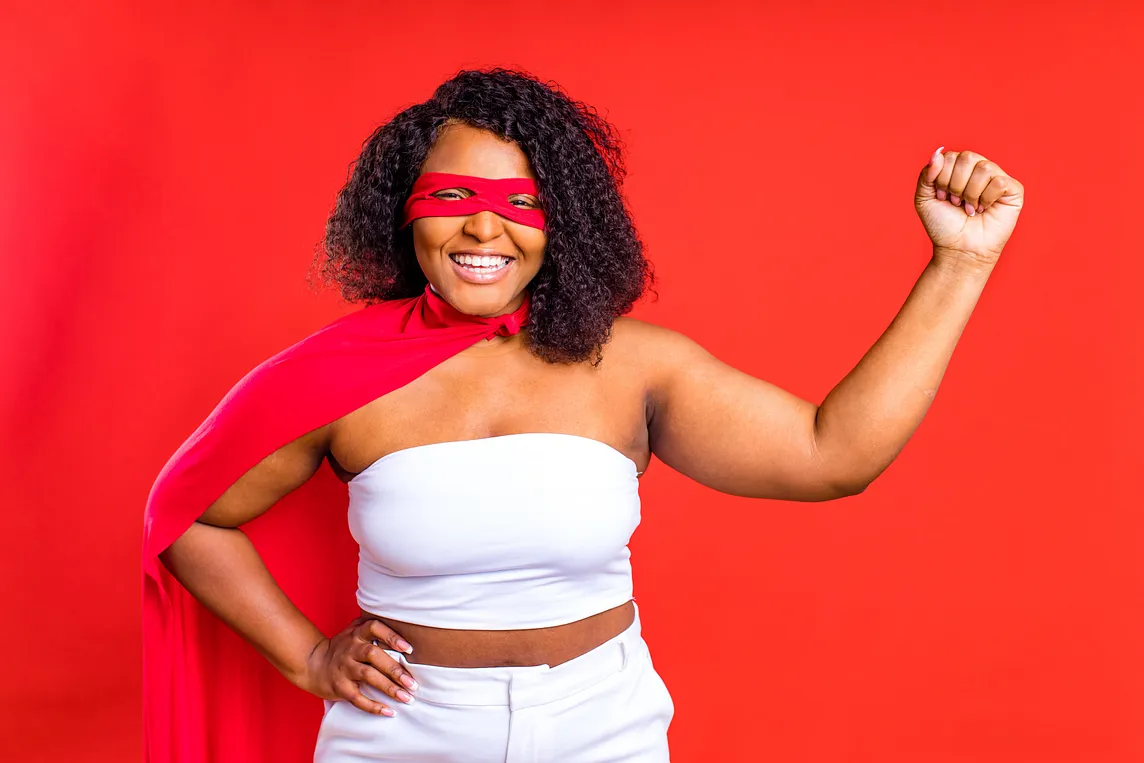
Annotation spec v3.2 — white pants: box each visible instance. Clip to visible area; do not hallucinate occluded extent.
[314,603,673,762]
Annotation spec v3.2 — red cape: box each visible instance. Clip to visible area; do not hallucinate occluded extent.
[142,286,530,762]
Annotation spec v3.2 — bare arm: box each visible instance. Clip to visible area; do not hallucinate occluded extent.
[158,425,333,687]
[810,256,988,492]
[645,255,989,501]
[647,147,1023,501]
[159,423,419,714]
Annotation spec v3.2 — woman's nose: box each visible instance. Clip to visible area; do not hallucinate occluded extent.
[462,210,505,242]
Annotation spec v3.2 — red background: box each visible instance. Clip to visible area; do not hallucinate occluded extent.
[2,2,1141,761]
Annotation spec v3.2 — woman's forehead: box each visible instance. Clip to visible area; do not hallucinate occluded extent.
[422,123,535,180]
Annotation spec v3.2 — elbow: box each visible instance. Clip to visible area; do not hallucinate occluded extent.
[789,479,869,502]
[809,428,875,501]
[822,473,874,500]
[818,483,868,501]
[819,457,885,500]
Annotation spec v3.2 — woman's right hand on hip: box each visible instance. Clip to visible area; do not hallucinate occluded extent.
[300,616,419,716]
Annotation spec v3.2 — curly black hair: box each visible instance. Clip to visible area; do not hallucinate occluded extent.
[308,67,655,364]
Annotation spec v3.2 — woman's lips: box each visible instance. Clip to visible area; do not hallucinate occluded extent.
[449,255,514,284]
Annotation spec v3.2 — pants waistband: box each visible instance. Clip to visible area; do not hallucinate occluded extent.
[381,601,645,711]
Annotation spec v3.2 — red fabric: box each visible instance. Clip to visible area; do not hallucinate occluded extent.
[141,284,530,762]
[401,172,546,230]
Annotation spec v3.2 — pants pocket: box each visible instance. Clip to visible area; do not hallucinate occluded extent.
[643,653,675,725]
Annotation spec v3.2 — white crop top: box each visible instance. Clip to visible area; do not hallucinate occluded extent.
[346,432,642,629]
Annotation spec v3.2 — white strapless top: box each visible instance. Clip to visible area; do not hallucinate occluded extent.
[346,433,642,629]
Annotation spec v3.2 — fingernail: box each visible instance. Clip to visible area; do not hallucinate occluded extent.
[399,674,417,690]
[950,194,961,206]
[931,146,944,165]
[381,706,396,717]
[397,640,413,654]
[397,689,415,704]
[967,205,975,216]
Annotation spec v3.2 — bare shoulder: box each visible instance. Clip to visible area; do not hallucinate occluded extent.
[608,316,713,380]
[609,315,701,350]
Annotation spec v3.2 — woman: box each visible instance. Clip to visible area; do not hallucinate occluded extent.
[144,67,1024,762]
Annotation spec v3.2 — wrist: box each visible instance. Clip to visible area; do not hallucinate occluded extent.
[288,635,330,695]
[931,247,997,281]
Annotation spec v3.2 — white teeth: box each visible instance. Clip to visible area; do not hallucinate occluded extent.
[452,254,510,269]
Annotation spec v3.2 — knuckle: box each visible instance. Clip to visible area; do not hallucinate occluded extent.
[364,679,393,699]
[364,672,393,696]
[361,677,397,706]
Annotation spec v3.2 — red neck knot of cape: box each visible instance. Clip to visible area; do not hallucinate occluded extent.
[419,283,530,337]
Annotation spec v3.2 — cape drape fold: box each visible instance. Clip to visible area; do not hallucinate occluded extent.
[142,286,530,762]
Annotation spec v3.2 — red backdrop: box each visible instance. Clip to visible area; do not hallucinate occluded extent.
[2,2,1141,762]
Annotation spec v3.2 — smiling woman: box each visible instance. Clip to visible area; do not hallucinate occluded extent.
[146,65,1024,763]
[311,68,653,363]
[405,170,544,289]
[406,148,549,309]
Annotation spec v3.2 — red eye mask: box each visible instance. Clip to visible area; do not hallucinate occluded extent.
[401,172,546,230]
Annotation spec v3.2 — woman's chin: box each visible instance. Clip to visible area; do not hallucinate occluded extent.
[442,280,523,318]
